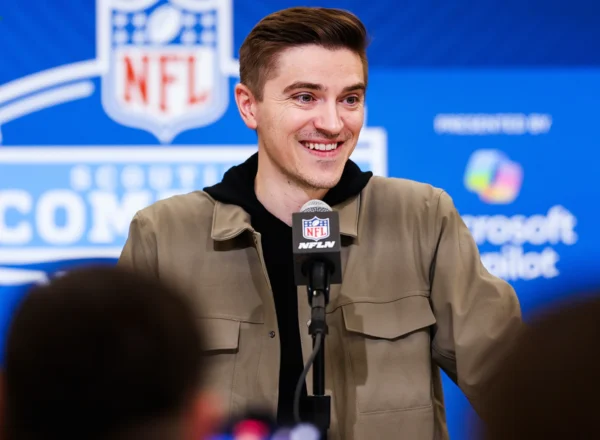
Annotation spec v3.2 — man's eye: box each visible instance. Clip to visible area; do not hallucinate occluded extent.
[295,94,315,103]
[345,96,361,105]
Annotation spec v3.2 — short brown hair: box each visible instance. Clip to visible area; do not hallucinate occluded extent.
[4,265,206,440]
[239,7,369,101]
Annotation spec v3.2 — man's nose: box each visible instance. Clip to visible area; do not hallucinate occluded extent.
[313,101,343,135]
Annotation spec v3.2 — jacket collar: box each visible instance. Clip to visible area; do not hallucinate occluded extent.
[210,193,361,241]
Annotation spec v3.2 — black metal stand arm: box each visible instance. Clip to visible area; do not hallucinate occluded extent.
[293,260,331,439]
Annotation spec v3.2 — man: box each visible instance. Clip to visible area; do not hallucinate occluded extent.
[118,7,523,439]
[1,266,221,440]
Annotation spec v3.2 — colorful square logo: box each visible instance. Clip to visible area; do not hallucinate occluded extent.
[464,149,523,204]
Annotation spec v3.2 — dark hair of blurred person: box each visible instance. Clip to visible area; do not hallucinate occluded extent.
[477,293,600,439]
[1,265,221,440]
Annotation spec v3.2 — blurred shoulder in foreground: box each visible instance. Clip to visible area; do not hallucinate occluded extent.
[477,291,600,440]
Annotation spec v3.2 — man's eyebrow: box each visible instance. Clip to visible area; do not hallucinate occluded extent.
[342,82,366,93]
[282,82,366,94]
[282,82,323,94]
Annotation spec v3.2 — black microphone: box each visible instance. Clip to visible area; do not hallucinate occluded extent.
[292,200,342,292]
[291,200,341,440]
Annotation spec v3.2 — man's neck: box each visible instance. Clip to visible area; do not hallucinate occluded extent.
[255,161,327,226]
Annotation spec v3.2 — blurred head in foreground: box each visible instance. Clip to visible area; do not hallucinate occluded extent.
[479,293,600,439]
[2,265,221,440]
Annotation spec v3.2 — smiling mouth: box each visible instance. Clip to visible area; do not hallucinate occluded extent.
[300,141,343,151]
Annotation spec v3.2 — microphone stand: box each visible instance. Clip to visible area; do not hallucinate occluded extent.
[306,260,331,439]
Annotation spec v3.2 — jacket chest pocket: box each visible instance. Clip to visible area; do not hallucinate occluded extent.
[341,295,436,415]
[199,317,241,413]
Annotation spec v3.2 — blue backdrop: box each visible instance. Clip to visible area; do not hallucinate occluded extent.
[1,1,599,438]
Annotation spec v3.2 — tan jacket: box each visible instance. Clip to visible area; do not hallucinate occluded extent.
[117,176,523,439]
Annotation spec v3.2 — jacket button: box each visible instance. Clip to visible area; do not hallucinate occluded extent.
[269,331,276,338]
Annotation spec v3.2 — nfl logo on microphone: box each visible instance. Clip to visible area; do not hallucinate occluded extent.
[302,217,330,242]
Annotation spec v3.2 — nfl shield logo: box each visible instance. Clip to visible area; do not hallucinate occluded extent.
[302,217,330,241]
[98,0,230,143]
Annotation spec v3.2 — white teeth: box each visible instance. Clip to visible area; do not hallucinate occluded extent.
[304,142,339,151]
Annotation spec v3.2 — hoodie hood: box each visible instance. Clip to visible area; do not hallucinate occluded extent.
[203,152,373,216]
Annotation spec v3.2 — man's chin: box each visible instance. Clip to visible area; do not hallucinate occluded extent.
[300,174,342,193]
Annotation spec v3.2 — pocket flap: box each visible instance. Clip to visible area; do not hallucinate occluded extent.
[199,317,241,351]
[342,295,436,340]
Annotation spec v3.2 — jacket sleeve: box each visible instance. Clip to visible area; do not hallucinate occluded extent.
[428,190,524,416]
[116,211,158,278]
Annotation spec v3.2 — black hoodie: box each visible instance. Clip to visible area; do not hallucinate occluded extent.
[204,153,372,425]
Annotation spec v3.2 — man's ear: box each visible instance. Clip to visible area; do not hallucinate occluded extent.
[234,83,259,130]
[185,390,223,440]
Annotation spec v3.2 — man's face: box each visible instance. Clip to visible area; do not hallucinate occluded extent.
[239,45,366,191]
